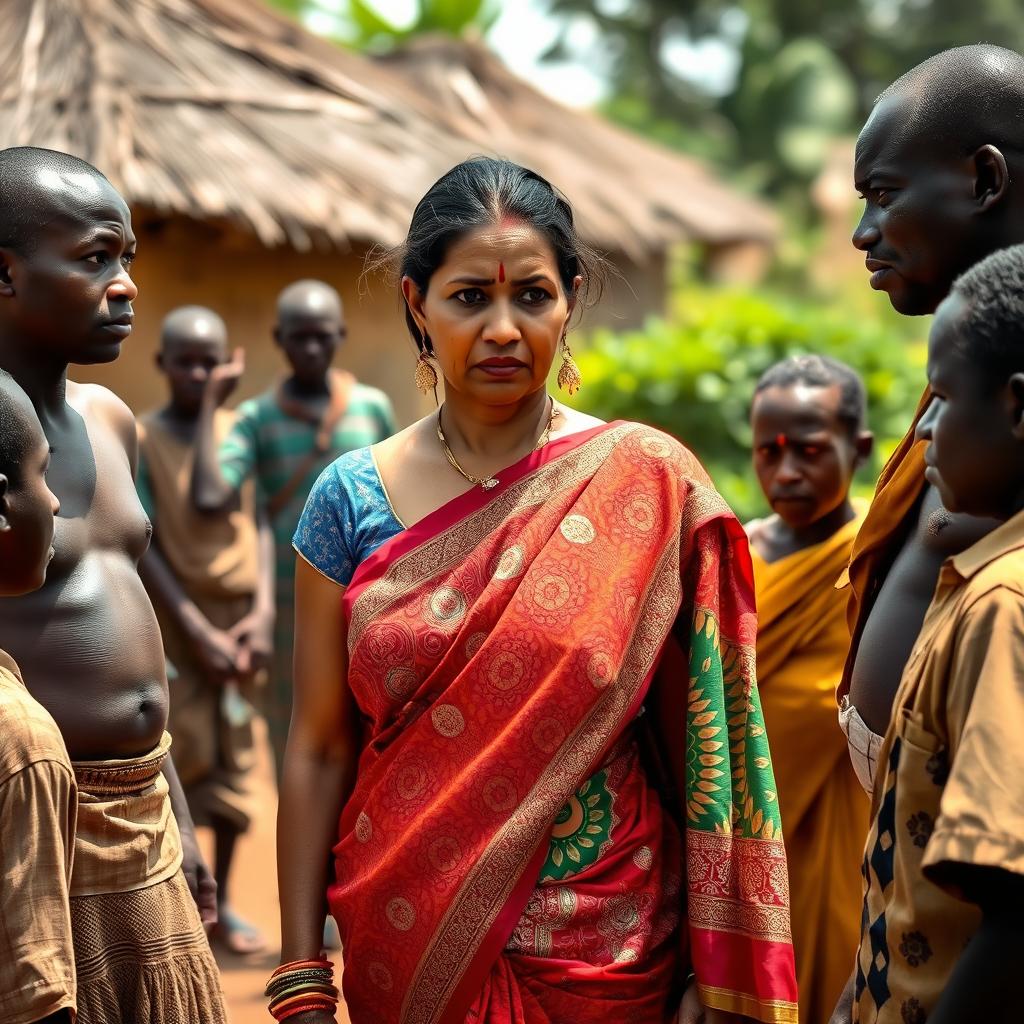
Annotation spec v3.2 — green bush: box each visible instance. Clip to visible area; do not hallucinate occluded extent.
[567,282,927,523]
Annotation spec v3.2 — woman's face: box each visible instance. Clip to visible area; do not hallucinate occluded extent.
[403,222,579,406]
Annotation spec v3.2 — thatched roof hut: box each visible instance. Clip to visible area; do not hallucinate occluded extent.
[0,0,778,422]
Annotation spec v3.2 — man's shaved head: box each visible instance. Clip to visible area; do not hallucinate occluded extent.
[853,45,1024,315]
[872,45,1024,155]
[276,280,343,322]
[0,146,121,255]
[160,306,227,352]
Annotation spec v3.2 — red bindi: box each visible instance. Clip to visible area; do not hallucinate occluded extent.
[776,433,787,449]
[498,262,505,283]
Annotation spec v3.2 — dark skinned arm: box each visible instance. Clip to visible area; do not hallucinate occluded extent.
[828,970,856,1024]
[229,506,276,677]
[190,349,246,513]
[928,867,1024,1024]
[139,541,241,683]
[276,556,358,1023]
[110,395,219,925]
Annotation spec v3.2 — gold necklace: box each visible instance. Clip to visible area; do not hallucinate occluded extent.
[437,398,556,491]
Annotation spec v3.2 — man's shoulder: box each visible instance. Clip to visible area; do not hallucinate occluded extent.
[68,380,136,449]
[0,661,72,786]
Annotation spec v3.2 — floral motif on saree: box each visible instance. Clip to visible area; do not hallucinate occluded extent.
[333,422,797,1024]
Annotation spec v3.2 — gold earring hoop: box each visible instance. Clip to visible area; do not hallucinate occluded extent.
[556,333,582,396]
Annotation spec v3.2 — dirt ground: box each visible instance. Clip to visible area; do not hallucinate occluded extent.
[198,719,351,1024]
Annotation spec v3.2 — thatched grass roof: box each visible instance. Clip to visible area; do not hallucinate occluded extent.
[0,0,778,256]
[382,37,779,259]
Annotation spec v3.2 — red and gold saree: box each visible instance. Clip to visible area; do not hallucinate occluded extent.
[332,421,797,1024]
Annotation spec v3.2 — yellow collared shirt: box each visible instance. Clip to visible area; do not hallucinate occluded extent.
[855,507,1024,1023]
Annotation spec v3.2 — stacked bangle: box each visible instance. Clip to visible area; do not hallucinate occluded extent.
[266,959,338,1021]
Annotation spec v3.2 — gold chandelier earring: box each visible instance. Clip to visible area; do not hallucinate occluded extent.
[556,333,582,396]
[414,333,439,399]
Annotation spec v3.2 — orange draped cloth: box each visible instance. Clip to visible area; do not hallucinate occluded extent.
[331,422,797,1024]
[751,508,870,1024]
[839,390,932,699]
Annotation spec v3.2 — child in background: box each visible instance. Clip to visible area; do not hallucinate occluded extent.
[138,306,274,955]
[746,355,874,1024]
[0,369,74,1023]
[190,280,396,780]
[855,245,1024,1024]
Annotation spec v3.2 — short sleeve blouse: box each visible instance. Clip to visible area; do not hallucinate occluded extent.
[292,447,404,587]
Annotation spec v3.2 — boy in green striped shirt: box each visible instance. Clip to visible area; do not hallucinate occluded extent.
[191,280,396,779]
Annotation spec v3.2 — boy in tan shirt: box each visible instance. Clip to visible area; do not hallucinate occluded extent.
[138,306,274,954]
[0,369,74,1023]
[855,245,1024,1024]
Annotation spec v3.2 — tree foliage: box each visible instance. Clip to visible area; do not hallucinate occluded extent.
[565,276,927,522]
[546,0,1024,194]
[265,0,499,49]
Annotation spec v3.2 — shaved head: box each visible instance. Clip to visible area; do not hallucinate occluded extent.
[872,45,1024,155]
[0,146,124,255]
[160,305,227,352]
[0,370,44,484]
[276,279,343,323]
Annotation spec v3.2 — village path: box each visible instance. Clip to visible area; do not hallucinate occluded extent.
[199,720,352,1024]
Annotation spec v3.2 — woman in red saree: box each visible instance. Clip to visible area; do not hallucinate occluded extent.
[276,158,798,1024]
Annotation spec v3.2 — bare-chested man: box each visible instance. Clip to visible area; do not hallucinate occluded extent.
[0,146,226,1022]
[831,44,1024,1024]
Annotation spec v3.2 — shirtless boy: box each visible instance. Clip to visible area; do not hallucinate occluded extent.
[0,146,225,1021]
[138,305,275,954]
[191,279,396,778]
[833,43,1024,1022]
[854,244,1024,1024]
[746,356,872,1024]
[0,370,74,1024]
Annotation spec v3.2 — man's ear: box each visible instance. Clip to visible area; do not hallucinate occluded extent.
[854,430,875,467]
[1008,374,1024,440]
[0,474,10,532]
[0,250,15,298]
[973,145,1010,212]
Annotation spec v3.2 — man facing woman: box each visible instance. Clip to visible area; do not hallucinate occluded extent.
[275,158,798,1024]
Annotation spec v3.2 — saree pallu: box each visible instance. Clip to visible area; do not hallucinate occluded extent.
[332,421,797,1024]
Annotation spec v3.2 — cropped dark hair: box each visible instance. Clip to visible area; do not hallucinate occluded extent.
[0,371,42,485]
[950,243,1024,386]
[0,146,110,255]
[754,354,867,435]
[371,157,608,351]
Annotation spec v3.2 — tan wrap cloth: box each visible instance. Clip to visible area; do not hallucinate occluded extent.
[70,733,227,1024]
[751,508,870,1024]
[0,649,78,1024]
[138,408,258,599]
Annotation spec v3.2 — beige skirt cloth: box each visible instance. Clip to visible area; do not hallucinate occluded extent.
[70,732,227,1024]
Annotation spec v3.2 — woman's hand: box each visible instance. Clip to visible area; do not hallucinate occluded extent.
[285,1012,338,1024]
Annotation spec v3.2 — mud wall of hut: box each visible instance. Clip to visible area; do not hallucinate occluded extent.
[71,214,669,427]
